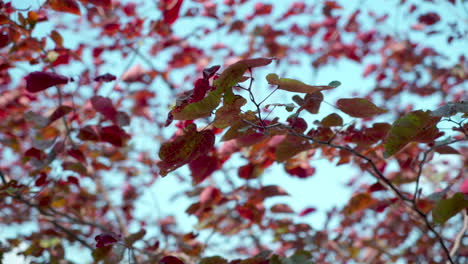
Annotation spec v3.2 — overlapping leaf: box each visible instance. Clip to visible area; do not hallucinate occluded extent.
[158,124,215,176]
[384,110,441,157]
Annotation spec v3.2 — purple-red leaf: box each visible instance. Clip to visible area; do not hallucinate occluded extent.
[160,256,185,264]
[158,124,215,176]
[95,232,120,248]
[418,12,440,26]
[94,73,116,82]
[99,125,130,147]
[25,71,69,93]
[299,207,316,217]
[91,96,118,122]
[48,105,73,125]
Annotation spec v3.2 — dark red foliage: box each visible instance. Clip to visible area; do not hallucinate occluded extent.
[24,71,69,93]
[160,256,185,264]
[162,0,184,25]
[94,73,116,82]
[418,12,440,25]
[95,232,120,248]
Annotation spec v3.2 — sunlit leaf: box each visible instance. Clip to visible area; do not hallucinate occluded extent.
[158,124,215,176]
[337,98,387,118]
[432,193,468,224]
[172,89,222,120]
[266,73,335,93]
[343,193,377,215]
[384,110,440,157]
[49,0,81,15]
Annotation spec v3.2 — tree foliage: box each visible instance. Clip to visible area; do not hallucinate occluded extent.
[0,0,467,263]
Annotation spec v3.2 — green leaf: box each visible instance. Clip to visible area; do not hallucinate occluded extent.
[214,58,273,103]
[432,192,468,224]
[284,250,314,264]
[337,98,387,118]
[384,110,440,158]
[266,73,335,93]
[158,124,215,176]
[321,113,343,127]
[328,80,341,87]
[172,88,223,120]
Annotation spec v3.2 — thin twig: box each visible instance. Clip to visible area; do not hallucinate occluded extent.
[413,138,467,203]
[448,210,468,262]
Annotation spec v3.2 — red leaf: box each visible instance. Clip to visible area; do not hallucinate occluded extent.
[363,64,378,77]
[158,124,215,176]
[25,71,69,93]
[79,0,112,8]
[337,98,387,118]
[49,0,81,15]
[67,148,86,163]
[418,12,440,26]
[67,176,80,186]
[48,105,73,125]
[199,186,221,204]
[77,126,100,141]
[91,96,118,122]
[460,178,468,194]
[35,173,48,187]
[94,73,116,82]
[299,207,316,216]
[99,125,130,147]
[286,165,315,178]
[188,154,219,184]
[248,3,273,19]
[202,65,220,80]
[270,203,294,214]
[238,163,259,179]
[160,256,185,264]
[95,232,120,248]
[368,182,386,192]
[163,0,184,25]
[24,148,46,160]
